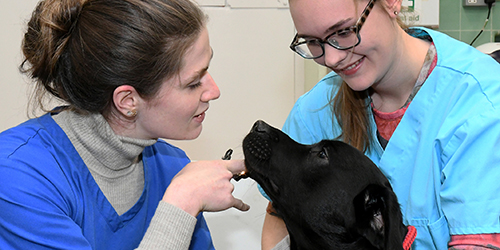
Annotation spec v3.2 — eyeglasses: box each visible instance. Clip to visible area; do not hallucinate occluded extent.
[290,0,376,59]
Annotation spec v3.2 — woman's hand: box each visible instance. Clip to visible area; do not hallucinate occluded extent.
[162,159,250,217]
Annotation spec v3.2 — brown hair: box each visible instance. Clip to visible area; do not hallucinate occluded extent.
[20,0,206,116]
[332,1,408,153]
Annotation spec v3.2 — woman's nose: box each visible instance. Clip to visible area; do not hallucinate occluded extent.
[323,44,349,69]
[202,73,220,102]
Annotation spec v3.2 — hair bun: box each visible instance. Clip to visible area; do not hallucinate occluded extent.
[21,0,84,86]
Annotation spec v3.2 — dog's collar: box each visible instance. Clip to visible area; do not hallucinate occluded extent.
[403,225,417,250]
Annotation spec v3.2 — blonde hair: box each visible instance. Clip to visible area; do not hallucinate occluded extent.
[332,0,408,152]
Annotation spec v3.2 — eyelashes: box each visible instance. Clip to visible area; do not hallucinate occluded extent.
[188,81,202,89]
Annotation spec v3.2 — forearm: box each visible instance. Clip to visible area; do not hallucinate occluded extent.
[450,246,498,250]
[448,234,500,250]
[137,201,197,250]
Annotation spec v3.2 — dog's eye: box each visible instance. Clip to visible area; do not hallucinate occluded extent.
[318,148,328,159]
[310,146,329,160]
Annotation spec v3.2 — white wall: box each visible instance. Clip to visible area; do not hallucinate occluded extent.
[0,0,41,131]
[173,5,298,250]
[1,1,302,249]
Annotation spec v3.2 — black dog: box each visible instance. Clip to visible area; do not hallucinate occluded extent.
[242,120,415,250]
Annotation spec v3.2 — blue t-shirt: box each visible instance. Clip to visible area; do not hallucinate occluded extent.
[0,113,214,250]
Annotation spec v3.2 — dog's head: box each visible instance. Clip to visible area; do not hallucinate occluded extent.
[243,120,407,250]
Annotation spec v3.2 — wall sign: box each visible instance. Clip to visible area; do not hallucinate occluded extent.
[401,0,440,27]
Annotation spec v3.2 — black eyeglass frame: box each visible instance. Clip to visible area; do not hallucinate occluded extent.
[290,0,377,59]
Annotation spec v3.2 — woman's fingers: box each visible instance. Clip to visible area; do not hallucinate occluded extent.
[232,197,250,211]
[224,159,247,175]
[164,160,250,216]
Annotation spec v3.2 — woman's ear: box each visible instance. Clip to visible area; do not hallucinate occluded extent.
[384,0,402,18]
[113,85,140,118]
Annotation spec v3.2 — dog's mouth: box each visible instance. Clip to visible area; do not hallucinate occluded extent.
[221,149,249,181]
[247,169,281,201]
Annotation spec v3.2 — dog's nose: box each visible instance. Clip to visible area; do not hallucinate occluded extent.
[252,120,270,133]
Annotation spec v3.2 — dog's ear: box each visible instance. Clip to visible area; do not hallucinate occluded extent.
[353,184,405,250]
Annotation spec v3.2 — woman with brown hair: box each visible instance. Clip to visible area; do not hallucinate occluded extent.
[262,0,500,249]
[0,0,248,249]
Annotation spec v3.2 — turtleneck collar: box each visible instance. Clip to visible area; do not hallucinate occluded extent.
[53,110,157,176]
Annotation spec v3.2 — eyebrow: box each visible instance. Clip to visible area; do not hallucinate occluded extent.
[297,18,353,39]
[325,18,353,34]
[184,49,214,84]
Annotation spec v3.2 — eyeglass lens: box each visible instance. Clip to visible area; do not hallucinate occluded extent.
[294,30,359,58]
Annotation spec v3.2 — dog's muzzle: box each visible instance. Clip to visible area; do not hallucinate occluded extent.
[245,134,272,160]
[245,120,277,160]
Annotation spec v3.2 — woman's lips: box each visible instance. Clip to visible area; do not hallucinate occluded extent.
[193,112,205,122]
[193,108,208,123]
[339,57,364,76]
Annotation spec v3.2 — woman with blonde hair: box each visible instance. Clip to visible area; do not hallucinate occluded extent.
[262,0,500,249]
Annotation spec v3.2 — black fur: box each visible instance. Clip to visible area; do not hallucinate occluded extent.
[243,120,408,250]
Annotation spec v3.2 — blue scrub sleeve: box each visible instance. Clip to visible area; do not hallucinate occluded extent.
[440,109,500,235]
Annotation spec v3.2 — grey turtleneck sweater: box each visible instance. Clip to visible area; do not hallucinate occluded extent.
[53,111,197,249]
[54,111,154,215]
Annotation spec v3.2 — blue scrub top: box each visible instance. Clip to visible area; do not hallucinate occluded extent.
[281,28,500,249]
[0,113,214,250]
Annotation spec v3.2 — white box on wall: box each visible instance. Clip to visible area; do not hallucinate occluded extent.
[401,0,440,27]
[196,0,290,8]
[196,0,225,7]
[227,0,289,8]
